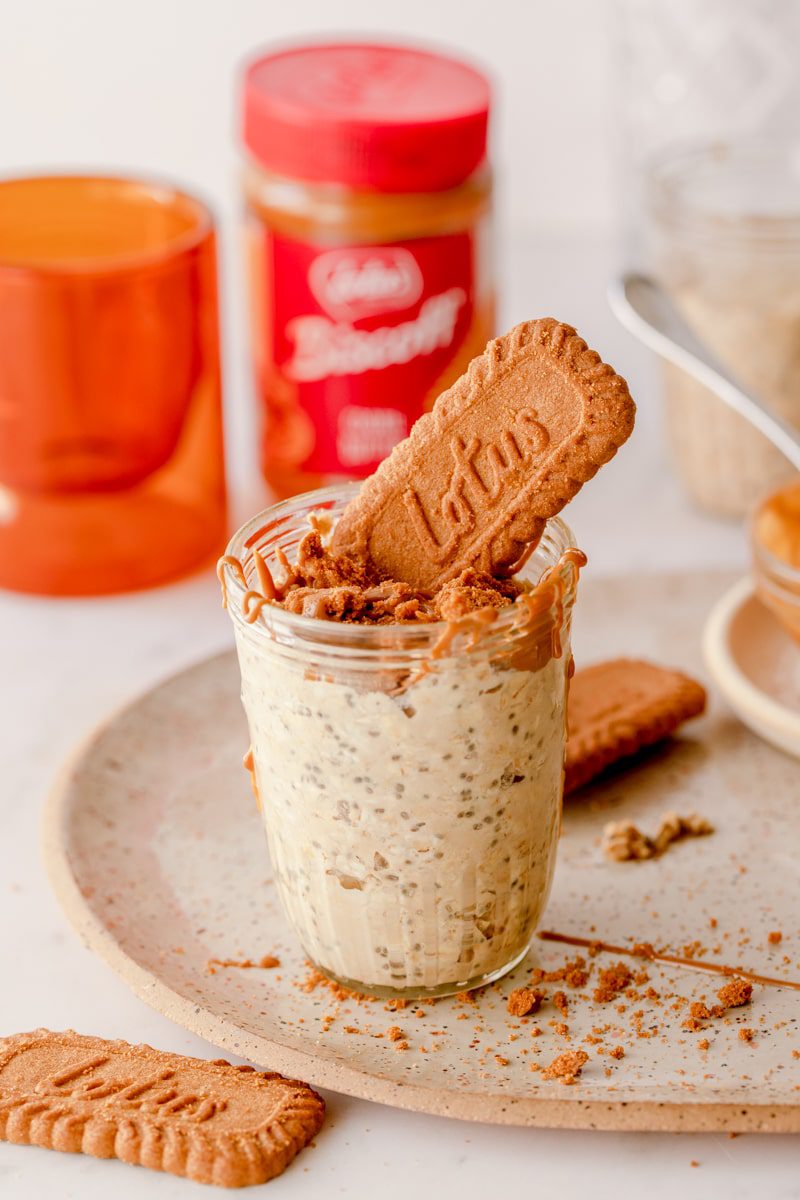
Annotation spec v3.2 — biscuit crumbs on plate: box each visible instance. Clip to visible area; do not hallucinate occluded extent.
[602,812,714,862]
[593,962,633,1003]
[507,987,543,1016]
[717,979,753,1009]
[541,1049,589,1084]
[768,931,783,945]
[553,990,569,1017]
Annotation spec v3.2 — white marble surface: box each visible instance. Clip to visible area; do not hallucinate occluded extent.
[2,235,798,1197]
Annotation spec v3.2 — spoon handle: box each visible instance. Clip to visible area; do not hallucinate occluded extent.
[609,272,800,475]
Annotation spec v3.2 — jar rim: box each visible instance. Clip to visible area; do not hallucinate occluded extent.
[648,140,800,244]
[0,173,215,277]
[221,482,580,657]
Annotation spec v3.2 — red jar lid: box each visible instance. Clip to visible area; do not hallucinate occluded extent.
[242,42,490,193]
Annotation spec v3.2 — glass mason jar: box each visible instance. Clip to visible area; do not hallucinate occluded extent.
[647,143,800,518]
[221,484,579,999]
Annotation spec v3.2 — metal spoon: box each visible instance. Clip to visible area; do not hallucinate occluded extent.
[608,272,800,473]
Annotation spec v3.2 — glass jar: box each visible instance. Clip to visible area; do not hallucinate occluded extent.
[647,143,800,518]
[240,43,494,499]
[0,175,226,595]
[221,485,579,999]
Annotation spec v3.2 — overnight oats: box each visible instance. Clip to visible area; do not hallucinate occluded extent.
[218,317,635,998]
[220,486,582,998]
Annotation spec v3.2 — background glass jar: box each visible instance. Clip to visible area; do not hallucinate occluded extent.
[221,485,579,1000]
[240,43,494,499]
[647,143,800,519]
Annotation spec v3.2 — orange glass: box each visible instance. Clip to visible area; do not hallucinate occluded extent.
[0,175,226,594]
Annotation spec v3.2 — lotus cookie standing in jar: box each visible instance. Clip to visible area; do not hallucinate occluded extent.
[220,320,636,998]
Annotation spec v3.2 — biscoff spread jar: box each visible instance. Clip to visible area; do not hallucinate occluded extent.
[241,42,494,498]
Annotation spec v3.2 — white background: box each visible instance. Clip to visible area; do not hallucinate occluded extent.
[1,0,622,499]
[1,2,798,1197]
[1,0,618,233]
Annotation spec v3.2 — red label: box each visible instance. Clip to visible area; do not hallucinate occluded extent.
[265,231,475,474]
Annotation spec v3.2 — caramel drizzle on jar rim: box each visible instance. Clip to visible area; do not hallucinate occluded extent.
[242,747,262,811]
[253,548,277,600]
[218,545,585,650]
[538,930,800,992]
[512,547,586,659]
[216,555,247,610]
[217,551,278,623]
[422,547,585,676]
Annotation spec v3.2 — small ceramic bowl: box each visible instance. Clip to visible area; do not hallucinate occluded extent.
[703,576,800,760]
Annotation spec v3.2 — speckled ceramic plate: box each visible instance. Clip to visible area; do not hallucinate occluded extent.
[45,571,800,1132]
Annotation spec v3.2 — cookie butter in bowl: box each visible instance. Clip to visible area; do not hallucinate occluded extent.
[219,320,635,998]
[752,479,800,641]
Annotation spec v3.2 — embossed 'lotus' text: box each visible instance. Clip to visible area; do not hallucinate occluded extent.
[34,1055,225,1122]
[404,409,550,563]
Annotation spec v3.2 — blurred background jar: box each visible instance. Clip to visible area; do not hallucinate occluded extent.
[648,143,800,517]
[615,0,800,518]
[240,42,494,499]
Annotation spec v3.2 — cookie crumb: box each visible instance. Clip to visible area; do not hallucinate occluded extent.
[593,962,633,1003]
[738,1028,755,1043]
[768,931,783,945]
[553,990,569,1017]
[387,1026,404,1042]
[541,1049,589,1083]
[507,987,543,1017]
[602,812,713,861]
[717,979,753,1009]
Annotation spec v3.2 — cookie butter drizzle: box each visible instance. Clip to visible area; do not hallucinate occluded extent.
[217,544,585,655]
[513,548,586,657]
[216,555,246,609]
[242,747,261,810]
[424,548,585,665]
[539,930,800,992]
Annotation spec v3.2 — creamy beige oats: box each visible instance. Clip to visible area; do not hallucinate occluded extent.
[235,630,566,994]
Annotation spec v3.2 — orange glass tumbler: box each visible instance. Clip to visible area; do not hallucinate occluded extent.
[0,176,227,594]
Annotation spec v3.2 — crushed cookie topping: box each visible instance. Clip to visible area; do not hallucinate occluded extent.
[507,987,544,1017]
[593,962,633,1004]
[717,979,753,1009]
[602,812,714,862]
[541,1049,589,1084]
